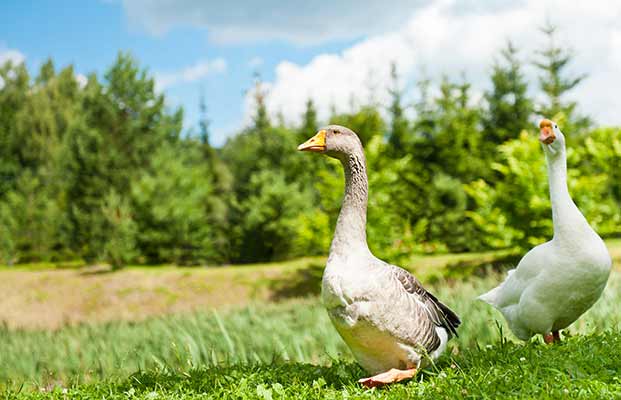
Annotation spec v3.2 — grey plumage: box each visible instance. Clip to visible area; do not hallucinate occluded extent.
[301,125,461,375]
[392,265,461,338]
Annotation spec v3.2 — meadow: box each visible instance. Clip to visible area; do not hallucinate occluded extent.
[2,9,620,399]
[1,239,620,398]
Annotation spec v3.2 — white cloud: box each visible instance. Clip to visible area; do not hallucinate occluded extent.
[121,0,427,45]
[0,47,25,66]
[248,0,621,128]
[75,73,88,89]
[154,58,226,91]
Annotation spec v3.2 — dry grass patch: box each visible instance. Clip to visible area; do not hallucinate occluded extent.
[1,239,618,330]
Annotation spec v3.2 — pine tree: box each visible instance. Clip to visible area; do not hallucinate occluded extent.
[534,22,590,132]
[196,90,234,262]
[295,98,324,182]
[299,98,318,140]
[36,59,55,86]
[429,77,484,181]
[251,73,270,132]
[0,62,30,195]
[198,89,210,147]
[483,41,533,144]
[410,76,437,156]
[387,63,409,154]
[63,117,110,261]
[64,53,183,264]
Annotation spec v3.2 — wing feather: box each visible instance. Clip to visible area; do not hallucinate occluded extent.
[392,266,461,338]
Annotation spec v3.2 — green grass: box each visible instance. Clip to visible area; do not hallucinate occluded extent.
[2,271,621,398]
[1,240,619,398]
[5,331,621,399]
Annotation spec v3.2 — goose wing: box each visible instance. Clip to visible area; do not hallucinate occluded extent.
[391,265,461,338]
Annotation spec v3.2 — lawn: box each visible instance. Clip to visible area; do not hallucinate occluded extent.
[1,239,620,398]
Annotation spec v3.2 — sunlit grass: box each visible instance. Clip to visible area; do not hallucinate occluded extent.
[1,240,619,397]
[1,271,619,389]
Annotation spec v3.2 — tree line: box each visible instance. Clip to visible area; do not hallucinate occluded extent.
[0,25,619,267]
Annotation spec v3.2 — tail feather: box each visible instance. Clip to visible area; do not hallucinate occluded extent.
[424,291,461,337]
[478,286,502,308]
[436,300,461,336]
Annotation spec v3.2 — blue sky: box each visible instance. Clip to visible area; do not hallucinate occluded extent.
[0,0,358,145]
[2,0,621,145]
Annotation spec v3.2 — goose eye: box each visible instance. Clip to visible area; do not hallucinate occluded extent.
[333,130,340,135]
[554,124,558,128]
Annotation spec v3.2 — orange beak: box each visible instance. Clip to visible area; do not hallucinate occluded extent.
[298,129,326,152]
[539,119,556,144]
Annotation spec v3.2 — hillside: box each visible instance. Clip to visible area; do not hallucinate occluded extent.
[1,239,619,330]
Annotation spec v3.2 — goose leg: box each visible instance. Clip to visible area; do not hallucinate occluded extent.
[358,368,417,388]
[543,331,561,344]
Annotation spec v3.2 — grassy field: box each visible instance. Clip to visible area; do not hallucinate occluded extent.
[1,239,620,398]
[0,250,517,329]
[6,332,621,399]
[3,239,618,329]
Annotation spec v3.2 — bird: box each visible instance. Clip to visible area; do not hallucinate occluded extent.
[298,125,460,387]
[479,119,612,343]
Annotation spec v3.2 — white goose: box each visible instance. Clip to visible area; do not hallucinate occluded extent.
[298,125,460,387]
[479,119,611,343]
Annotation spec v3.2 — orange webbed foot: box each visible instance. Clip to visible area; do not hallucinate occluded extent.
[358,368,417,388]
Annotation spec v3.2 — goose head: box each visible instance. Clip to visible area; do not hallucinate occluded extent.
[297,125,363,160]
[538,119,565,157]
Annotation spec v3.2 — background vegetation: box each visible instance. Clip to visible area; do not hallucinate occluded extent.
[1,25,619,268]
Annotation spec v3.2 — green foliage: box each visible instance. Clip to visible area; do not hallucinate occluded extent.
[466,132,549,249]
[101,190,138,269]
[466,129,621,250]
[63,118,112,261]
[131,144,229,265]
[0,198,17,265]
[298,99,318,142]
[431,78,486,182]
[572,127,621,236]
[235,171,312,261]
[0,62,31,195]
[483,40,533,145]
[0,32,619,266]
[387,63,409,154]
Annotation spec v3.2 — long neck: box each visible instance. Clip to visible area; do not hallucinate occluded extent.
[330,151,369,254]
[545,149,589,240]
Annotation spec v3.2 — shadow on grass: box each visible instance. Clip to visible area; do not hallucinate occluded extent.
[78,265,119,276]
[268,263,325,301]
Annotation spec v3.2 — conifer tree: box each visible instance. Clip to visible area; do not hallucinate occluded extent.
[198,89,210,147]
[387,63,409,154]
[483,41,533,144]
[534,22,590,132]
[252,72,270,132]
[299,98,318,140]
